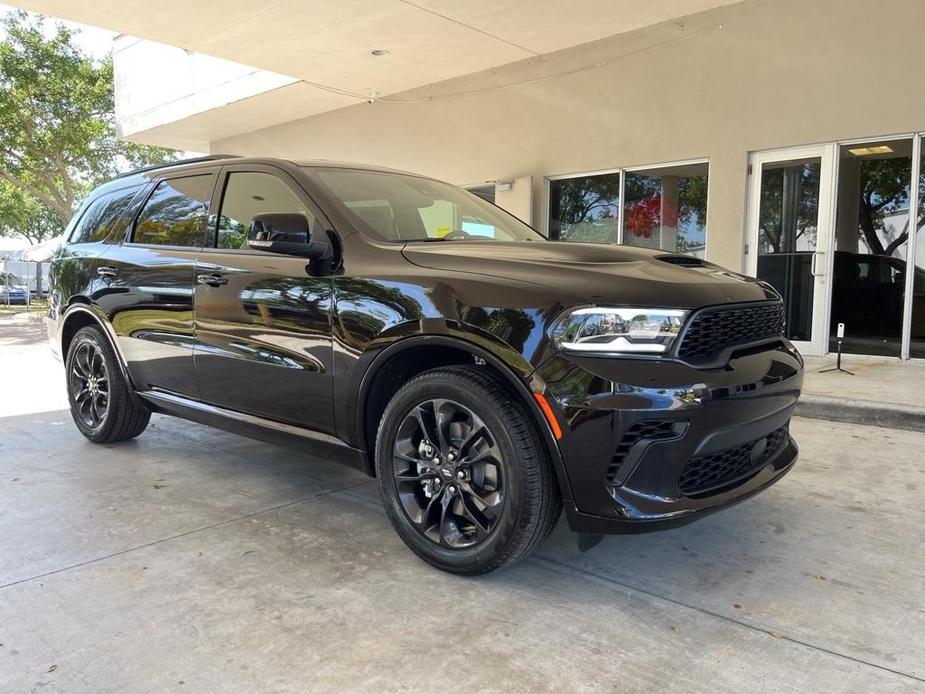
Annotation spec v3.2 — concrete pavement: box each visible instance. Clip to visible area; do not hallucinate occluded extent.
[1,315,923,692]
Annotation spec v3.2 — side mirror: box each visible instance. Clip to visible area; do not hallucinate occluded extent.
[246,213,325,258]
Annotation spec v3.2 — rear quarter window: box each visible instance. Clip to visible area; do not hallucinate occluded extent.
[68,185,142,244]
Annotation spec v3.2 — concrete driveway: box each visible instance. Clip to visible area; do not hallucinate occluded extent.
[1,315,923,692]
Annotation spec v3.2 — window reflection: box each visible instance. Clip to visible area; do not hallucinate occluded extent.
[755,158,821,342]
[831,140,912,356]
[623,163,708,257]
[548,174,620,243]
[133,175,212,248]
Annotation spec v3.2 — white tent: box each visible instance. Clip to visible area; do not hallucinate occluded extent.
[22,235,64,263]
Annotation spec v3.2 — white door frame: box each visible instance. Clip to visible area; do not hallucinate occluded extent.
[745,143,838,356]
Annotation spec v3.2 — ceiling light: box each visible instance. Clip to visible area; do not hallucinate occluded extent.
[848,145,894,156]
[369,49,389,57]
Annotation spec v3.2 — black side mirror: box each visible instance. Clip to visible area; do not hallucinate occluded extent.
[247,213,325,258]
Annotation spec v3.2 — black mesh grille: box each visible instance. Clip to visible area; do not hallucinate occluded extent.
[678,425,789,496]
[677,302,785,363]
[606,420,682,485]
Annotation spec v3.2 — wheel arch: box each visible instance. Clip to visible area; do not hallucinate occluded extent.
[60,303,135,389]
[356,334,573,502]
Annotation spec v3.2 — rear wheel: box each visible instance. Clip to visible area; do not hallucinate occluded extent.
[66,325,150,443]
[375,366,560,575]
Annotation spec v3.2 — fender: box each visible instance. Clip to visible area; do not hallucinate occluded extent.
[353,327,575,502]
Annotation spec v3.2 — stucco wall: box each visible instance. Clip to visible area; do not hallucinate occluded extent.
[212,0,925,271]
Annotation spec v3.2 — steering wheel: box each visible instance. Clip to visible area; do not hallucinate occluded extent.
[442,229,472,240]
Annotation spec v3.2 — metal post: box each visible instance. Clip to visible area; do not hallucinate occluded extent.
[900,134,921,359]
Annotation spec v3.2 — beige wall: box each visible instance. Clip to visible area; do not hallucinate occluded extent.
[213,0,925,271]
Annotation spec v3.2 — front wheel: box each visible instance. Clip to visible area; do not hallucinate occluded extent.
[375,366,561,575]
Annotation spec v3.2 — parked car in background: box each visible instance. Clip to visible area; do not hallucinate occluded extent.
[47,156,804,574]
[0,272,29,304]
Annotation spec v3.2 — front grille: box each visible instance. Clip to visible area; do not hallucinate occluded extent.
[606,419,685,485]
[678,425,789,496]
[677,302,785,363]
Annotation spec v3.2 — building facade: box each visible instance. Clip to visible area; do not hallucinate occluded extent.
[14,0,925,358]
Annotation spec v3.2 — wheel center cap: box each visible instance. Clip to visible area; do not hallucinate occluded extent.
[440,466,454,480]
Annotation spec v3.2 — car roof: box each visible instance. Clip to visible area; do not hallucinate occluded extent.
[87,156,433,201]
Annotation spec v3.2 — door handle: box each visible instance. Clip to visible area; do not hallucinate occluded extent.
[97,266,119,278]
[810,251,825,277]
[197,273,228,287]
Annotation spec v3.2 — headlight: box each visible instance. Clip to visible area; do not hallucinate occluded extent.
[550,306,689,354]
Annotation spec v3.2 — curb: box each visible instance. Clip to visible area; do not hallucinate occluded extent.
[796,394,925,433]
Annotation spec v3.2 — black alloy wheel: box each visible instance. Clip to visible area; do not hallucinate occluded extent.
[69,340,110,429]
[392,398,505,549]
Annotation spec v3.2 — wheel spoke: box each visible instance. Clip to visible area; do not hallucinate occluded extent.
[394,468,437,483]
[75,346,91,377]
[458,492,489,534]
[461,481,503,519]
[413,404,441,451]
[432,400,453,453]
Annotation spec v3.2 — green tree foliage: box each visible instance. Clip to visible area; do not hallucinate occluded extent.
[0,180,63,243]
[0,10,178,240]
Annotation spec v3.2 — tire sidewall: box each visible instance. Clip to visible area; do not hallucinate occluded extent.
[376,371,529,572]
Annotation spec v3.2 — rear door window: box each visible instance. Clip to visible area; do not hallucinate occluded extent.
[132,175,213,248]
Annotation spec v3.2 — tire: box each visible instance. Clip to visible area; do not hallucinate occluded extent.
[375,365,561,575]
[65,325,151,443]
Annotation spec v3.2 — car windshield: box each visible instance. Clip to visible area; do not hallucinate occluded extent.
[304,167,543,243]
[0,272,24,284]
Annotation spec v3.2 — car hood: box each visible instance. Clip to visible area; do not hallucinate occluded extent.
[401,240,778,309]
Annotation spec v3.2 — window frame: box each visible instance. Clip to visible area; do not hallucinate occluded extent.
[200,163,333,257]
[544,158,710,256]
[124,169,218,251]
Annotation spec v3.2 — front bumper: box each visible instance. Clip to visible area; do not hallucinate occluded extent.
[535,342,803,534]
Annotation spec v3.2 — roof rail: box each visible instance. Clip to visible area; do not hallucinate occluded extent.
[116,154,241,179]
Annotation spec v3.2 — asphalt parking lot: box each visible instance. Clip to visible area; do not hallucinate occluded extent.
[1,315,923,692]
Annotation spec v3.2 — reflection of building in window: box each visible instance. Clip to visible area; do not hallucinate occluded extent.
[623,163,708,258]
[547,163,708,256]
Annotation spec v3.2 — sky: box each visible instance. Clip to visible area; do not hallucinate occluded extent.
[0,3,116,60]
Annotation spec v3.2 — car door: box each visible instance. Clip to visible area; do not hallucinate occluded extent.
[99,170,217,397]
[193,164,335,434]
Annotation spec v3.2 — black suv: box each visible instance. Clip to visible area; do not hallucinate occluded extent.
[48,156,803,574]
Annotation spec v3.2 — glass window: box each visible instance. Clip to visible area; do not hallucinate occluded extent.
[548,174,620,243]
[132,175,212,248]
[754,157,822,342]
[216,172,313,249]
[305,168,541,242]
[623,163,708,257]
[911,142,925,358]
[831,140,912,356]
[69,186,141,244]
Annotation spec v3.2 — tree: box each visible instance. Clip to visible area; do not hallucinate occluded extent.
[0,181,63,243]
[856,158,917,257]
[0,10,177,238]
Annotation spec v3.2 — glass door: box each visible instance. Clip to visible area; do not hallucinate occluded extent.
[746,145,836,355]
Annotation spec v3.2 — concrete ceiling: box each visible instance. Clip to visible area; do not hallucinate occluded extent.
[13,0,741,101]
